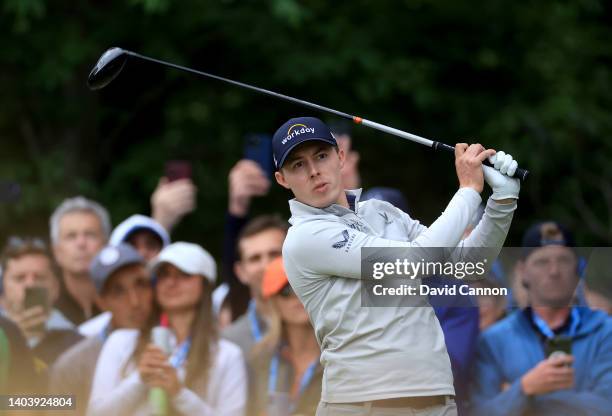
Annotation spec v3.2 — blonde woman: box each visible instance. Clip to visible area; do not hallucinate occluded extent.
[248,257,321,416]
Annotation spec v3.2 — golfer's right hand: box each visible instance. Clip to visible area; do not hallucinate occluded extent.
[455,143,496,193]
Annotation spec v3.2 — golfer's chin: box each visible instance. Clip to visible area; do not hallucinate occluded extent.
[301,186,342,209]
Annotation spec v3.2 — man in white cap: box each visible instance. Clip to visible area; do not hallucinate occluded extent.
[110,214,171,261]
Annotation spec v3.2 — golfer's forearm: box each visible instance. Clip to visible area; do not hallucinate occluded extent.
[412,187,481,247]
[462,198,516,248]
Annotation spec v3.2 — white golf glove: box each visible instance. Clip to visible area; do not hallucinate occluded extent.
[483,151,520,200]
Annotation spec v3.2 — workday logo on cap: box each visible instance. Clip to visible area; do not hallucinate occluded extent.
[272,116,337,169]
[281,124,316,145]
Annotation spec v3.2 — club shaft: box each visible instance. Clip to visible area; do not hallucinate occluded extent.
[128,51,356,121]
[125,50,528,181]
[358,118,434,147]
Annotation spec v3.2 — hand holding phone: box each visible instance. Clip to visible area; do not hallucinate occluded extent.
[243,134,273,179]
[165,161,192,182]
[521,351,574,396]
[228,159,270,217]
[14,287,49,336]
[151,162,197,230]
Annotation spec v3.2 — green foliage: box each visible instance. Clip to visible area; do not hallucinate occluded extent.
[0,0,610,253]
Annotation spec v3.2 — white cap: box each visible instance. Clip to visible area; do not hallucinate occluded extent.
[110,214,171,248]
[150,242,216,284]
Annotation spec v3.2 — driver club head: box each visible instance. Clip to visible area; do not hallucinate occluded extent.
[87,47,129,90]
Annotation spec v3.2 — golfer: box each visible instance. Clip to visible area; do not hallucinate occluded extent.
[273,117,520,416]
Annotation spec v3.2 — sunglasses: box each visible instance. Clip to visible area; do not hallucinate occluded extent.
[7,236,47,250]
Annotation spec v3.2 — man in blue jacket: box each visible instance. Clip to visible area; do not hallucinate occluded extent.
[470,221,612,416]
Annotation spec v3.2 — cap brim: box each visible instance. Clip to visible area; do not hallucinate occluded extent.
[277,137,337,169]
[149,258,215,284]
[98,258,145,291]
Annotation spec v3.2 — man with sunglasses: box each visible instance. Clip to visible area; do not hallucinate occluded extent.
[470,222,612,416]
[273,116,521,415]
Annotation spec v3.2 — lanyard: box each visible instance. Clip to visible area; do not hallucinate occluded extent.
[268,352,318,409]
[531,307,581,339]
[248,300,263,342]
[169,338,192,368]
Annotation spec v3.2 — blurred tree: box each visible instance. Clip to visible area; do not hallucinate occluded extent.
[0,0,610,256]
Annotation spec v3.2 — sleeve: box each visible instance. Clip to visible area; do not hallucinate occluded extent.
[541,392,612,416]
[86,331,147,416]
[460,197,516,249]
[434,305,479,404]
[173,343,247,416]
[221,211,249,287]
[469,334,530,416]
[0,316,37,394]
[49,351,85,416]
[222,212,251,319]
[433,197,517,278]
[284,187,482,280]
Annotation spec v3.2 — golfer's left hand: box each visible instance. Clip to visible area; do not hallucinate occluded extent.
[483,151,520,201]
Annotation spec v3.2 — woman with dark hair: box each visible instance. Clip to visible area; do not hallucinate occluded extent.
[87,242,247,416]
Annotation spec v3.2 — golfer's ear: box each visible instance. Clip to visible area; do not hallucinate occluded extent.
[337,147,346,169]
[275,170,290,189]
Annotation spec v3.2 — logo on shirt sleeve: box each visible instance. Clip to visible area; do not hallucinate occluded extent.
[332,229,350,249]
[379,212,393,224]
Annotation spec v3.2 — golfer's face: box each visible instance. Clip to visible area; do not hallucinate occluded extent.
[276,142,345,208]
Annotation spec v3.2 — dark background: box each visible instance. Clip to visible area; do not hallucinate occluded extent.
[1,0,611,258]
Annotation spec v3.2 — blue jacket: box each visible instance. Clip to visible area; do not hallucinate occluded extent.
[470,307,612,416]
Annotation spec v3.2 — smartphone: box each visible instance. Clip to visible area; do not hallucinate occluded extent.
[165,160,192,182]
[24,287,49,333]
[546,336,572,357]
[244,134,273,179]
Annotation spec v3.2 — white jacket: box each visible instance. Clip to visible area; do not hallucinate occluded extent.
[282,188,517,403]
[87,329,247,416]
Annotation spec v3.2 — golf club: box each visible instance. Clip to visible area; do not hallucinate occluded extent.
[88,47,529,181]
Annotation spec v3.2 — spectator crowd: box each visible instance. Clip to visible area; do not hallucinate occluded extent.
[0,125,610,416]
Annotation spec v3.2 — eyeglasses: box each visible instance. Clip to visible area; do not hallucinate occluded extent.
[278,283,295,298]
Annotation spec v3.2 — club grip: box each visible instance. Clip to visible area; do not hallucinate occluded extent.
[483,159,529,181]
[432,141,529,181]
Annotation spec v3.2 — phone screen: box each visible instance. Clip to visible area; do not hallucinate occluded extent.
[165,161,192,182]
[24,287,49,311]
[546,336,572,357]
[244,134,273,179]
[24,287,49,333]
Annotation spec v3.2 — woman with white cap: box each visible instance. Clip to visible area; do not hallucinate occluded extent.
[87,242,247,416]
